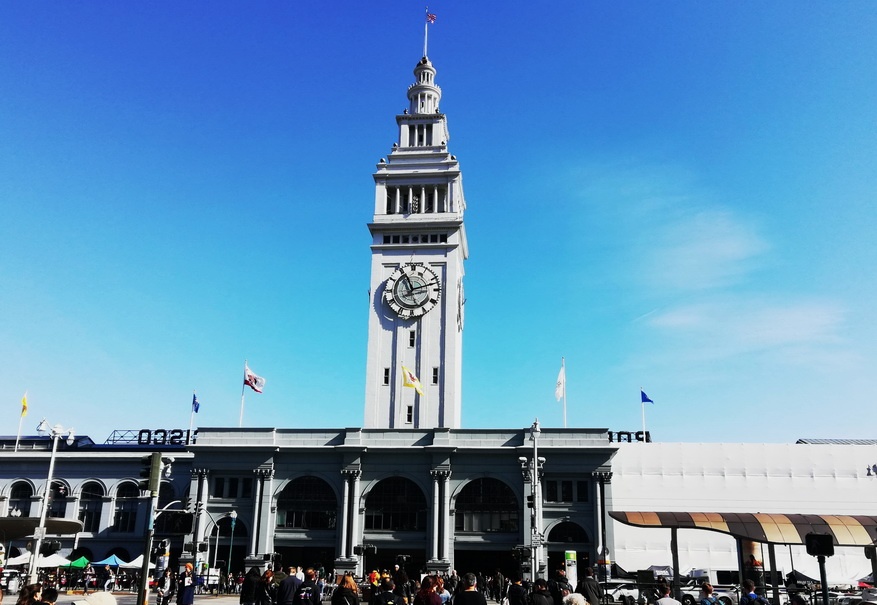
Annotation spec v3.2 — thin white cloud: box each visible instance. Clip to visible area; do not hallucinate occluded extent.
[648,297,847,359]
[644,208,769,291]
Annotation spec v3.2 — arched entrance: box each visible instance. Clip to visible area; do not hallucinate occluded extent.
[362,477,428,572]
[452,477,520,576]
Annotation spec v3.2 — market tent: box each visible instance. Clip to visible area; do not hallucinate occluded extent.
[122,555,155,569]
[5,552,30,566]
[92,554,128,566]
[39,553,73,567]
[61,556,91,569]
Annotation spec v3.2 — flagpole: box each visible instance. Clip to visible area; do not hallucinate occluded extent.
[189,390,196,436]
[562,357,567,429]
[239,360,247,428]
[423,6,429,57]
[641,387,647,442]
[15,391,26,452]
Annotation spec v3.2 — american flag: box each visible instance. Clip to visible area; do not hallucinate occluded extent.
[426,13,437,24]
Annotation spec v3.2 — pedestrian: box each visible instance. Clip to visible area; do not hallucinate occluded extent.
[506,575,527,605]
[331,574,360,605]
[39,588,59,605]
[532,579,553,605]
[655,585,681,605]
[157,569,176,605]
[256,570,276,605]
[103,566,115,592]
[293,568,319,605]
[698,584,718,605]
[276,567,302,605]
[413,576,441,605]
[453,574,486,605]
[176,563,196,605]
[240,567,262,605]
[549,571,572,605]
[574,568,603,605]
[739,581,769,605]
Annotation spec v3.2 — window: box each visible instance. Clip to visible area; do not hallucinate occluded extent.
[364,477,427,531]
[544,479,589,503]
[383,368,390,385]
[47,482,68,518]
[432,367,439,385]
[276,476,337,530]
[454,478,518,533]
[79,482,104,533]
[9,482,33,517]
[212,476,253,499]
[113,483,140,533]
[408,331,416,347]
[406,405,413,424]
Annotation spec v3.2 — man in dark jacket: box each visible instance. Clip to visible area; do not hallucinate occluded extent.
[574,567,603,605]
[277,567,303,605]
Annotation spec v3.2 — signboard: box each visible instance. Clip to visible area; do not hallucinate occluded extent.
[565,550,578,589]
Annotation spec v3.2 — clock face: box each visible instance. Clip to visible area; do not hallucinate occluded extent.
[384,263,442,319]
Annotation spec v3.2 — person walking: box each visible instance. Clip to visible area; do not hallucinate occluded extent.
[655,585,681,605]
[331,574,360,605]
[698,584,718,605]
[450,574,485,605]
[276,567,302,605]
[157,569,176,605]
[256,570,276,605]
[176,563,196,605]
[240,568,262,605]
[574,568,603,605]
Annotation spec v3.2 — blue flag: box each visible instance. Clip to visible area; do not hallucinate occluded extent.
[641,389,653,404]
[192,392,200,413]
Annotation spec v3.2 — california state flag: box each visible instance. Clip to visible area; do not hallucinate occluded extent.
[401,365,424,396]
[244,364,266,393]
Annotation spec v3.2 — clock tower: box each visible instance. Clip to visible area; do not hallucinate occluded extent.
[364,55,468,429]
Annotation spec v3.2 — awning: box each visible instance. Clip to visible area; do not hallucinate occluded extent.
[609,512,877,546]
[0,517,84,541]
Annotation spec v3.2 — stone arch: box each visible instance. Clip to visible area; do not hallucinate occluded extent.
[78,480,105,533]
[546,519,591,543]
[7,479,35,516]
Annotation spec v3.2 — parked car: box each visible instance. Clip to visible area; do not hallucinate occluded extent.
[605,580,641,605]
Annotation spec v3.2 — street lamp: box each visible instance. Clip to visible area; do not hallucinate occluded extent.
[27,419,74,584]
[227,510,238,576]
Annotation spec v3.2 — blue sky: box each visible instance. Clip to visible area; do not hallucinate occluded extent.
[2,2,876,444]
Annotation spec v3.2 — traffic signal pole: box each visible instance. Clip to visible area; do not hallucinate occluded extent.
[138,453,162,605]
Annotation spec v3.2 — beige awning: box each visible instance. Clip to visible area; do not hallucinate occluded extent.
[609,511,877,546]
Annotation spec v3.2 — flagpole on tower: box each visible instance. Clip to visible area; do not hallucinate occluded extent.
[640,388,653,442]
[424,7,429,57]
[15,391,27,453]
[189,390,197,436]
[240,360,247,428]
[555,358,567,428]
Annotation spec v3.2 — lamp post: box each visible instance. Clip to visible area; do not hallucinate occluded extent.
[27,419,74,584]
[226,510,237,576]
[518,419,546,582]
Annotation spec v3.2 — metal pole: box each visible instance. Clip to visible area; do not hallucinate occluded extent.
[227,511,237,576]
[27,427,62,584]
[137,453,162,605]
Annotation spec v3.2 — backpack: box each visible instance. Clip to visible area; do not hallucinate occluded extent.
[295,585,315,605]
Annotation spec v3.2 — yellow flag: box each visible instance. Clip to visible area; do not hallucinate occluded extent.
[21,392,28,417]
[401,366,424,396]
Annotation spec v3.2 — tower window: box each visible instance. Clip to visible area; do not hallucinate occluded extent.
[408,331,416,347]
[432,367,439,385]
[406,405,413,424]
[383,368,390,386]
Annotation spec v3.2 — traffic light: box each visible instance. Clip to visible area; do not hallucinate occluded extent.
[40,540,62,556]
[805,533,834,557]
[198,542,209,553]
[353,545,363,555]
[526,495,535,508]
[163,511,195,535]
[139,454,155,491]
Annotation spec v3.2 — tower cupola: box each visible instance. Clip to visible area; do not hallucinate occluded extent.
[407,56,441,115]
